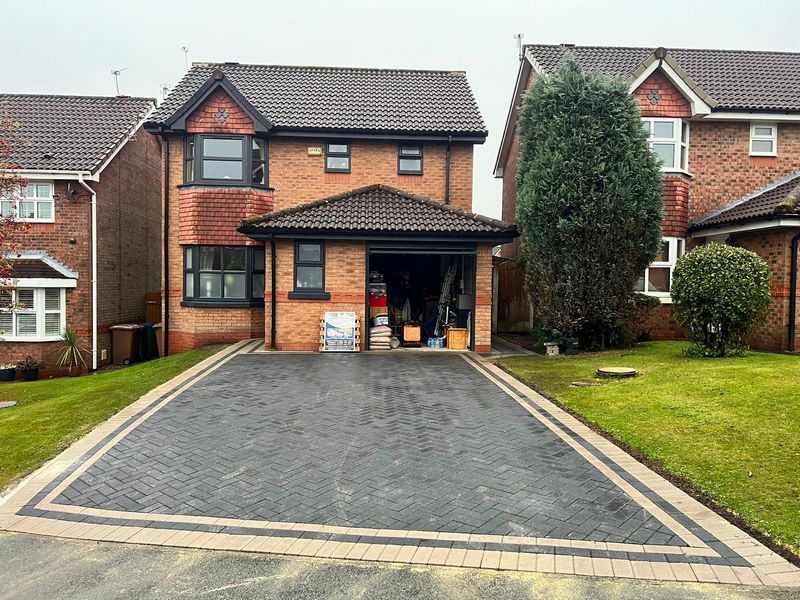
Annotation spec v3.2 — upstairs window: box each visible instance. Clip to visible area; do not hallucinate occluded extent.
[325,142,350,173]
[183,245,265,304]
[398,143,423,175]
[642,118,688,172]
[750,123,777,156]
[0,183,54,223]
[636,237,685,298]
[183,135,268,186]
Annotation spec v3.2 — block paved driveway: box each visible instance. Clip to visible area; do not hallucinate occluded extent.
[3,341,799,586]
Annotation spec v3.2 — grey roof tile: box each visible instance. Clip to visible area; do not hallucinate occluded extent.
[241,185,514,236]
[9,258,70,279]
[690,172,800,229]
[0,94,155,172]
[526,44,800,111]
[149,63,487,136]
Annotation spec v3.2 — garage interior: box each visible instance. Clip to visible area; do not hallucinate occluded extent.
[366,245,476,351]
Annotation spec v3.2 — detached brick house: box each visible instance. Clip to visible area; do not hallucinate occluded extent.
[144,63,514,353]
[1,94,161,368]
[495,44,800,352]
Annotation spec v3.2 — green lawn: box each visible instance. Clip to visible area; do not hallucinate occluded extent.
[0,349,215,493]
[499,341,800,557]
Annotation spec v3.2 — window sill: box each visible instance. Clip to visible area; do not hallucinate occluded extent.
[178,183,273,191]
[180,299,265,308]
[660,169,693,178]
[749,153,777,158]
[0,336,61,343]
[398,172,423,176]
[6,219,55,224]
[638,294,673,304]
[287,290,331,300]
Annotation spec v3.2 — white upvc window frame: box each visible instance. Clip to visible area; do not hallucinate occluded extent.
[642,118,689,173]
[0,287,66,342]
[749,122,777,157]
[636,237,685,302]
[0,182,55,223]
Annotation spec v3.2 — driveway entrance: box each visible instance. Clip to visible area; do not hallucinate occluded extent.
[2,341,798,586]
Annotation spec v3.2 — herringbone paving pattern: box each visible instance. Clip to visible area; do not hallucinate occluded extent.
[54,354,681,545]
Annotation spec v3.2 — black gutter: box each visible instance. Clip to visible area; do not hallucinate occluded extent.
[270,236,277,350]
[161,134,170,356]
[789,231,800,352]
[445,135,452,204]
[238,229,517,245]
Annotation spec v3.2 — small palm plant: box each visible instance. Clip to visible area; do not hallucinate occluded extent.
[54,328,89,374]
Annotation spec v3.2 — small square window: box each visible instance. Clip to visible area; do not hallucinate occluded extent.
[398,144,423,175]
[750,123,777,156]
[325,142,350,173]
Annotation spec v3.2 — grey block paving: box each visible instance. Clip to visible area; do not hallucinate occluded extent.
[54,353,683,545]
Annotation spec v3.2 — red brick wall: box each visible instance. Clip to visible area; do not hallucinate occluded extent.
[4,127,162,368]
[474,244,493,352]
[178,187,272,245]
[634,70,691,118]
[269,137,474,212]
[688,121,800,220]
[662,175,690,238]
[734,229,800,352]
[186,90,254,135]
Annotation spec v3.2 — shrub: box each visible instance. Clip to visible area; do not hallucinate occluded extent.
[17,356,45,370]
[671,243,771,357]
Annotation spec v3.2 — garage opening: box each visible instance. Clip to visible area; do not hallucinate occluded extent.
[366,244,476,351]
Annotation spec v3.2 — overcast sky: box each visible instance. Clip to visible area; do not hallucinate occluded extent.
[3,0,799,217]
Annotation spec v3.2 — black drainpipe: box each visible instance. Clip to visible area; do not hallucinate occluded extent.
[788,231,800,352]
[161,134,170,356]
[270,236,277,350]
[444,135,452,204]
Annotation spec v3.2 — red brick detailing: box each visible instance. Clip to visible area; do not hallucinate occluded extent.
[474,244,493,351]
[662,175,690,238]
[634,70,691,118]
[5,129,161,367]
[186,90,255,135]
[178,187,273,245]
[688,121,800,220]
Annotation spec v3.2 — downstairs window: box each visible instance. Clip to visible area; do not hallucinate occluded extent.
[636,237,685,298]
[0,287,65,341]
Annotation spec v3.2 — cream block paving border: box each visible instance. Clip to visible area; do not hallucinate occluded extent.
[0,341,797,587]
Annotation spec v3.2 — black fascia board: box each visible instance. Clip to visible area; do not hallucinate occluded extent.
[238,226,517,245]
[162,77,272,134]
[268,129,488,144]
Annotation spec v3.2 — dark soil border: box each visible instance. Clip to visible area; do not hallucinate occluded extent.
[492,359,800,569]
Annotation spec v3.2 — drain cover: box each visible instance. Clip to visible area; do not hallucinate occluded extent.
[596,367,638,379]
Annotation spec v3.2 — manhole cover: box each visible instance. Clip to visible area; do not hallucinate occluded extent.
[596,367,638,379]
[0,401,17,409]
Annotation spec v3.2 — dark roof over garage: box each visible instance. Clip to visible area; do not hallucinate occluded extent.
[525,44,800,112]
[147,63,487,138]
[0,94,155,172]
[240,185,515,241]
[690,172,800,230]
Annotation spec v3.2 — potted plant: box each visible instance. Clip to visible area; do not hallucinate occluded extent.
[53,328,89,375]
[17,356,44,381]
[0,363,15,382]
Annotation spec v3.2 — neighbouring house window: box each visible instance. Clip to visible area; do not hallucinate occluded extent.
[0,287,65,341]
[0,183,55,222]
[750,123,777,156]
[325,142,350,173]
[642,118,689,172]
[636,237,685,297]
[182,245,265,304]
[398,143,423,175]
[183,135,269,186]
[294,241,325,290]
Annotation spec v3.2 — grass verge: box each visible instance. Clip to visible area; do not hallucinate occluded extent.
[498,341,800,558]
[0,349,216,492]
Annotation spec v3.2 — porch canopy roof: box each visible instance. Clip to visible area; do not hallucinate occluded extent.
[239,185,517,244]
[690,171,800,235]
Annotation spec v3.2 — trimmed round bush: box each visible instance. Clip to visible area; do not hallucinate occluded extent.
[671,243,771,357]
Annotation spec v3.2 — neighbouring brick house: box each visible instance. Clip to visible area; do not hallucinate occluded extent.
[144,63,515,353]
[495,44,800,352]
[1,94,161,368]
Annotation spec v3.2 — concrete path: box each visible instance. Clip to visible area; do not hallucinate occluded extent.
[1,532,795,600]
[1,340,798,589]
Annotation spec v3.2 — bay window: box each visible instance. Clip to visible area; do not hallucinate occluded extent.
[636,237,685,298]
[0,287,65,341]
[183,135,268,186]
[182,245,265,305]
[0,183,55,222]
[642,118,689,172]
